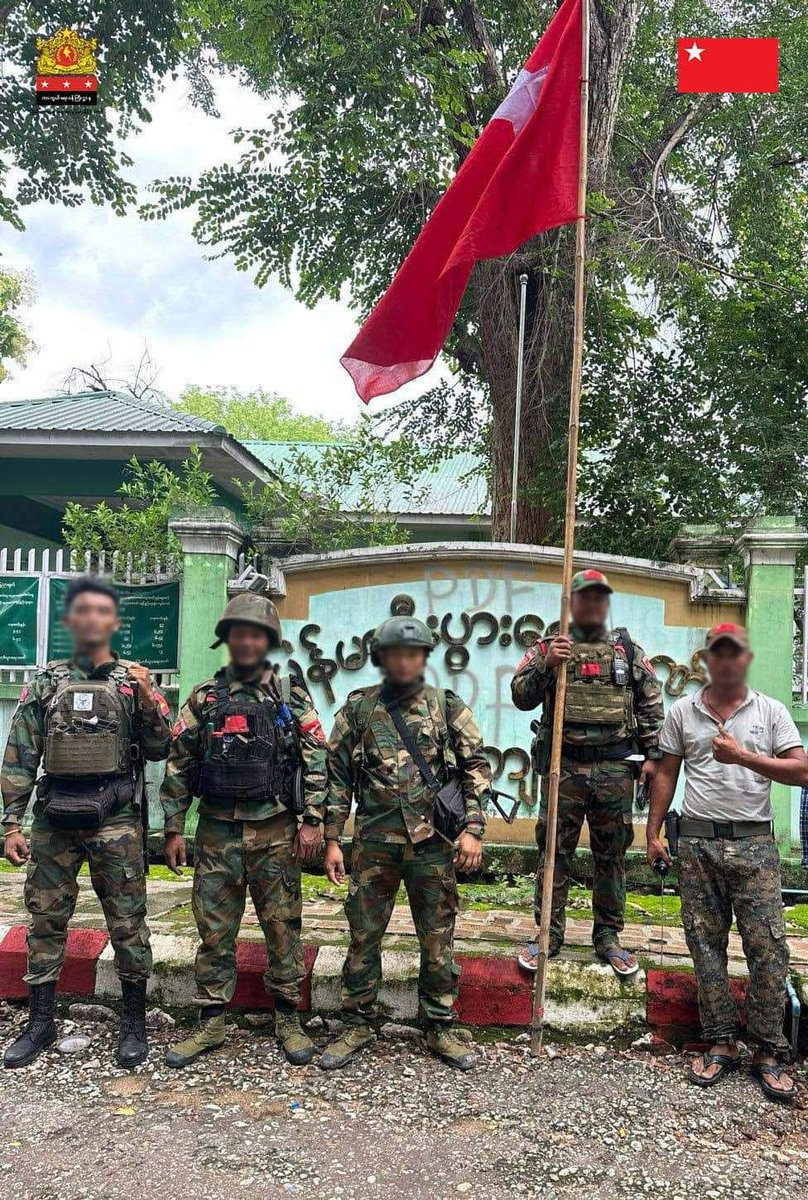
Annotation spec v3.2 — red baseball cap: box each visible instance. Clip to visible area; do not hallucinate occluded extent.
[704,622,750,650]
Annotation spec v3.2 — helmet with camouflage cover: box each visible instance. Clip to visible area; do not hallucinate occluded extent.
[211,593,282,649]
[370,616,435,666]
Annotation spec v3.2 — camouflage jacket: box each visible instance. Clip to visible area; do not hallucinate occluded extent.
[1,655,171,830]
[160,663,327,832]
[325,683,491,845]
[511,625,664,752]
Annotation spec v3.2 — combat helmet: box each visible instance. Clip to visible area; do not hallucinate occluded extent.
[370,616,435,666]
[211,593,282,649]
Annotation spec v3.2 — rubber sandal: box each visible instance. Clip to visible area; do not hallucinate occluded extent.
[687,1050,741,1088]
[750,1061,796,1104]
[517,941,562,972]
[599,946,640,979]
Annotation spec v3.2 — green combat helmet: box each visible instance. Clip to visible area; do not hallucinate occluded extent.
[211,592,283,649]
[370,616,435,666]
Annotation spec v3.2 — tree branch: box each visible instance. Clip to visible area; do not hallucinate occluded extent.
[453,0,505,93]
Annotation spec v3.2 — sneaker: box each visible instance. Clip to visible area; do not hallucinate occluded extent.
[426,1024,477,1071]
[319,1024,376,1070]
[164,1013,227,1069]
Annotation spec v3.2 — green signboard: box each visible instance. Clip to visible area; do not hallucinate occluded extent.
[0,575,40,667]
[47,578,180,670]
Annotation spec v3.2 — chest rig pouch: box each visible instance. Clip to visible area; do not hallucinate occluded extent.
[563,636,631,728]
[197,672,295,805]
[40,664,137,829]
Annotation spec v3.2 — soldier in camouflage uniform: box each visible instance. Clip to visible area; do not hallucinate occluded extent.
[2,576,170,1069]
[649,622,808,1102]
[160,593,327,1068]
[512,569,664,976]
[320,616,491,1072]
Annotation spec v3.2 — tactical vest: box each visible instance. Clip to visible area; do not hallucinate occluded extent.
[43,661,136,778]
[197,671,302,807]
[562,633,633,737]
[39,660,139,830]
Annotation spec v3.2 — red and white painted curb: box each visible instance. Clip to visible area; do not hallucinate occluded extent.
[0,924,735,1033]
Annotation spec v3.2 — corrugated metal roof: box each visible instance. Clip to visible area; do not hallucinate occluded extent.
[243,441,490,517]
[0,392,225,434]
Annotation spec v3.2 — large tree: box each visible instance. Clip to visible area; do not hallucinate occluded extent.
[0,1,186,229]
[145,0,808,544]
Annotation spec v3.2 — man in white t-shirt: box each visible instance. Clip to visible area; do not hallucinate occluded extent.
[647,622,808,1104]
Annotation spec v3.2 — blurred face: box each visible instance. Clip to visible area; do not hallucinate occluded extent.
[63,589,120,652]
[570,588,610,631]
[227,622,272,669]
[705,641,752,689]
[380,646,428,684]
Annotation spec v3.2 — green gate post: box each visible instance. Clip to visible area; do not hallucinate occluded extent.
[169,509,244,706]
[737,515,808,846]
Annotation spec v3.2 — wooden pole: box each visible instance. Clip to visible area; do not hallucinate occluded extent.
[530,0,591,1055]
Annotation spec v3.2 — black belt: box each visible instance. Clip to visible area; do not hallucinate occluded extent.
[561,739,634,764]
[678,817,773,840]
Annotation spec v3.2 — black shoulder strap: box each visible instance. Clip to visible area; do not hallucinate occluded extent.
[614,627,635,672]
[213,667,230,705]
[386,702,442,796]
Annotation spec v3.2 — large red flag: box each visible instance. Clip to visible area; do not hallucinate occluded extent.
[341,0,582,403]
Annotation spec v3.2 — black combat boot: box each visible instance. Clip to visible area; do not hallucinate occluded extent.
[3,982,58,1068]
[115,980,149,1069]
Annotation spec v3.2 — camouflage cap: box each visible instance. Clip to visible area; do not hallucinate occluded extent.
[571,568,613,595]
[704,622,749,651]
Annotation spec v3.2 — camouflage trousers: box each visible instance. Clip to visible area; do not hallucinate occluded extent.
[679,833,789,1056]
[535,760,635,950]
[24,815,151,986]
[192,811,304,1008]
[342,837,460,1026]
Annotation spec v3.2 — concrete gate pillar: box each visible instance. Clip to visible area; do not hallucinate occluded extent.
[737,515,808,843]
[169,509,244,705]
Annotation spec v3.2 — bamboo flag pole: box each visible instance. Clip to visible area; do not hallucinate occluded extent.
[530,0,591,1056]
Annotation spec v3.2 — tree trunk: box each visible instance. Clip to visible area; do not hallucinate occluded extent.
[482,0,639,543]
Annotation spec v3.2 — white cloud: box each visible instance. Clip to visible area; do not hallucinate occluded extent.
[0,74,442,423]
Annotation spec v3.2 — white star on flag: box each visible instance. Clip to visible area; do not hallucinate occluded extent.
[84,79,93,88]
[491,66,549,135]
[40,80,50,88]
[62,80,70,88]
[686,42,704,61]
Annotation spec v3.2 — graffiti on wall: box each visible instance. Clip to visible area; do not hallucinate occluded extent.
[280,568,708,810]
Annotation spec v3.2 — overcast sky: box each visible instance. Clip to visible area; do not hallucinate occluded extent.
[0,74,432,424]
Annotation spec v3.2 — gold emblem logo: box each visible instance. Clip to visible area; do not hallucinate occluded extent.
[36,28,97,76]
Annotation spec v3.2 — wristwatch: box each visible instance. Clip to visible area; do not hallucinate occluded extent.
[302,814,323,828]
[646,748,663,761]
[464,822,485,840]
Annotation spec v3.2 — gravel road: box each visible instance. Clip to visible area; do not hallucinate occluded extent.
[0,1002,805,1200]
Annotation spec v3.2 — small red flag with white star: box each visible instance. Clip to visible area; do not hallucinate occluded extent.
[677,37,779,94]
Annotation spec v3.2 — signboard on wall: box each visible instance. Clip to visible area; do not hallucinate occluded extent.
[0,575,40,667]
[47,578,180,670]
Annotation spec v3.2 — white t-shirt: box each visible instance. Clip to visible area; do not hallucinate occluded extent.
[659,687,802,822]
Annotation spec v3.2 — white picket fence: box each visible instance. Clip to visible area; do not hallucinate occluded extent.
[0,546,180,691]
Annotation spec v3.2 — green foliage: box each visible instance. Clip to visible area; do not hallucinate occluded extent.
[0,268,34,382]
[62,448,216,573]
[0,3,187,229]
[175,385,345,442]
[143,0,808,552]
[240,416,432,553]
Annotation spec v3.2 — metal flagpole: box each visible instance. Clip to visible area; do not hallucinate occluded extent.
[509,272,529,543]
[530,0,591,1055]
